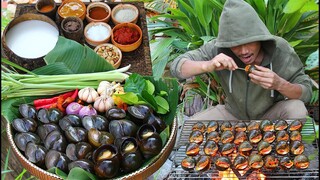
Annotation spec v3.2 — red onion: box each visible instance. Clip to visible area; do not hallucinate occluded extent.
[66,102,83,115]
[79,105,97,118]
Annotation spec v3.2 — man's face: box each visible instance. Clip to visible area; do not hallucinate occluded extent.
[230,42,261,65]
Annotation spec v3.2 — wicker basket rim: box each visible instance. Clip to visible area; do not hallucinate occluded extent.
[6,118,178,179]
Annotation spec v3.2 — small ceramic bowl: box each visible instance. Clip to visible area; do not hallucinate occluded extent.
[86,2,111,23]
[94,43,122,69]
[84,22,112,47]
[58,0,86,21]
[111,22,142,52]
[111,3,139,25]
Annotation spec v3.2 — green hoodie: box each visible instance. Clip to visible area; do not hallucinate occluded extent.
[170,0,312,120]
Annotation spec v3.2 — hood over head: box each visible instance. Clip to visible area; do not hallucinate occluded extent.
[216,0,275,48]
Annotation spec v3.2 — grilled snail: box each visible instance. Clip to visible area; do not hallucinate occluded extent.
[294,154,309,169]
[215,156,232,171]
[220,130,234,144]
[274,120,288,131]
[275,140,290,155]
[181,156,196,172]
[185,142,200,156]
[234,131,247,145]
[280,156,293,170]
[189,130,204,144]
[220,142,235,156]
[207,121,219,133]
[238,141,253,156]
[233,155,248,170]
[276,130,289,142]
[290,130,302,141]
[203,140,218,157]
[257,140,272,155]
[262,131,275,144]
[206,131,220,143]
[247,121,260,131]
[260,119,274,132]
[290,140,304,155]
[248,129,262,144]
[248,154,264,169]
[234,122,247,132]
[195,155,211,172]
[288,120,303,131]
[192,122,206,133]
[264,155,279,170]
[220,121,233,132]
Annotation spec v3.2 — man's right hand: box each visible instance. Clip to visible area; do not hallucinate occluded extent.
[204,53,238,72]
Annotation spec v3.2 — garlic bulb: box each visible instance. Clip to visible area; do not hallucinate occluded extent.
[97,81,113,95]
[93,95,114,113]
[78,87,99,103]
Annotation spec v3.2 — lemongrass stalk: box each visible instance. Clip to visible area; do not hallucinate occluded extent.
[18,72,129,83]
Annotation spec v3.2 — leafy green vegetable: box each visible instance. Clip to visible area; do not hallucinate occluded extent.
[67,167,98,180]
[47,167,67,179]
[39,36,115,75]
[1,97,38,122]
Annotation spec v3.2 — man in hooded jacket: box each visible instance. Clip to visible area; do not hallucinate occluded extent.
[170,0,312,120]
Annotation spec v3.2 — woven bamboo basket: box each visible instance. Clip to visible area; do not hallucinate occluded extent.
[6,118,177,180]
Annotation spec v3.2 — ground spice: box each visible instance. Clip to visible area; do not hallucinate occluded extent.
[89,6,109,20]
[113,26,139,45]
[40,4,54,12]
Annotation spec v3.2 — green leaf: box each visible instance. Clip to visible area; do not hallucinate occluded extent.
[300,1,319,13]
[159,125,170,146]
[43,36,114,75]
[67,167,98,180]
[140,90,157,111]
[124,73,147,94]
[155,96,169,114]
[115,92,140,105]
[283,0,307,14]
[145,80,155,95]
[47,167,67,179]
[289,40,303,47]
[1,97,38,123]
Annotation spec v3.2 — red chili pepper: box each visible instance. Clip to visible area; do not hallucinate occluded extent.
[33,90,74,107]
[33,90,77,109]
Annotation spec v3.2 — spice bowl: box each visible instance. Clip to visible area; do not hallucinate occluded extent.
[84,22,112,47]
[86,2,111,23]
[61,16,84,44]
[57,0,86,21]
[111,3,139,25]
[111,22,142,52]
[35,0,57,20]
[94,43,122,69]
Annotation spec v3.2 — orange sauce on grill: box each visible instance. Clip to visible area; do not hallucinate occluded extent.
[89,6,109,20]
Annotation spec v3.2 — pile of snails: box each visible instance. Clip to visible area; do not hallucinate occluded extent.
[181,119,310,172]
[12,103,166,178]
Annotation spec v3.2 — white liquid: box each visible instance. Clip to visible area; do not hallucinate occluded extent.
[5,20,59,58]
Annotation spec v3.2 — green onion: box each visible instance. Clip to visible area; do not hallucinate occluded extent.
[1,65,131,100]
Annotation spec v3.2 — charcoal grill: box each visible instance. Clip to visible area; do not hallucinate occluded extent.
[168,119,319,179]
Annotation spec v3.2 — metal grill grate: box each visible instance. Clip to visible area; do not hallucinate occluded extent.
[168,119,319,179]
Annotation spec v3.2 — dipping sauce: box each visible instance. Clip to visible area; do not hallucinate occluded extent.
[89,6,109,20]
[59,1,84,18]
[113,26,139,44]
[5,20,59,58]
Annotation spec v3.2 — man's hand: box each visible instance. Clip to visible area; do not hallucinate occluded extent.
[203,53,238,72]
[248,65,285,90]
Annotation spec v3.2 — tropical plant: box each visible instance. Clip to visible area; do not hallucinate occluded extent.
[149,0,319,105]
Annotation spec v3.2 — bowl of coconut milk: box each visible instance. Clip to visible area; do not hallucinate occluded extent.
[1,13,59,70]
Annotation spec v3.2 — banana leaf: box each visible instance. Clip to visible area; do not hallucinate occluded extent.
[33,36,115,75]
